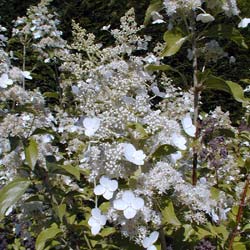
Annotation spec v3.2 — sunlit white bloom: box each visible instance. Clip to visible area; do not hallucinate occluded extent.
[83,117,101,136]
[21,71,32,80]
[101,25,111,31]
[88,208,107,235]
[238,18,250,28]
[181,113,196,137]
[0,73,13,88]
[122,143,146,165]
[94,176,118,200]
[33,30,42,39]
[151,11,165,24]
[113,190,144,219]
[196,13,215,23]
[142,231,159,250]
[170,151,182,164]
[171,133,187,150]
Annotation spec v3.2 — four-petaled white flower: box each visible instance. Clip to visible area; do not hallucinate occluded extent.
[238,18,250,28]
[94,176,118,200]
[122,143,146,165]
[83,117,101,136]
[142,231,159,250]
[196,13,215,23]
[181,113,196,137]
[113,190,144,219]
[0,73,13,88]
[88,208,107,235]
[171,133,187,150]
[21,71,32,80]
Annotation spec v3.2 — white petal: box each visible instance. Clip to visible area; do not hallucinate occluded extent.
[184,125,196,137]
[170,151,182,164]
[131,197,144,210]
[181,114,193,128]
[103,190,114,200]
[238,18,250,28]
[123,143,136,159]
[94,185,105,196]
[196,13,215,23]
[83,117,100,136]
[142,237,151,248]
[91,224,101,235]
[98,215,107,226]
[100,176,110,188]
[131,150,146,165]
[171,133,187,150]
[122,191,135,203]
[108,179,118,192]
[113,199,128,210]
[88,216,97,227]
[91,208,101,218]
[148,231,159,244]
[22,71,32,79]
[124,207,137,219]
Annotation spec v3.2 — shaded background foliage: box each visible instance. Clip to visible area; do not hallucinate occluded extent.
[0,0,250,123]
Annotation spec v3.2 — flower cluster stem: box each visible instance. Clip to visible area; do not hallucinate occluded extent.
[228,175,249,250]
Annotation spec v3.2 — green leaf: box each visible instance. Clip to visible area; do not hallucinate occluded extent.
[100,227,116,237]
[204,75,250,103]
[43,92,59,99]
[144,0,162,25]
[146,64,187,84]
[35,223,62,250]
[161,30,188,57]
[152,144,177,159]
[183,224,195,241]
[61,165,81,180]
[127,122,148,139]
[232,242,247,250]
[0,178,30,220]
[24,138,38,170]
[162,201,181,227]
[205,24,248,49]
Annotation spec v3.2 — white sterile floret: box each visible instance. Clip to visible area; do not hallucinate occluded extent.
[88,208,107,235]
[196,13,215,23]
[122,143,146,165]
[83,117,101,136]
[238,18,250,28]
[21,71,32,80]
[171,133,187,150]
[94,176,118,200]
[113,190,144,219]
[181,113,196,137]
[142,231,159,250]
[170,151,182,164]
[0,73,13,88]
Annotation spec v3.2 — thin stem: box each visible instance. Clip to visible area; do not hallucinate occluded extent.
[228,175,249,250]
[191,17,200,186]
[22,43,26,89]
[159,228,168,250]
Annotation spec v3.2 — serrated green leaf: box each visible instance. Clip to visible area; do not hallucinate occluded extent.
[242,224,250,231]
[0,179,30,220]
[161,30,188,57]
[144,0,162,25]
[162,201,181,226]
[35,223,62,250]
[24,138,38,170]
